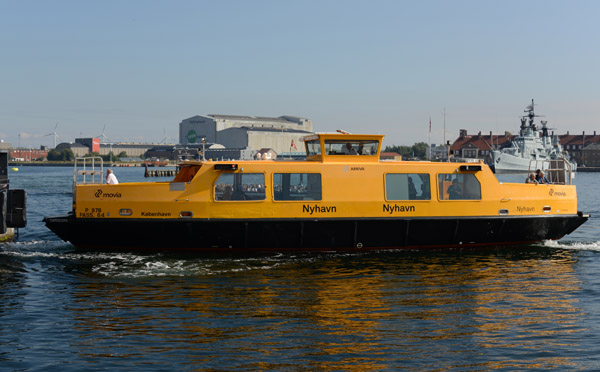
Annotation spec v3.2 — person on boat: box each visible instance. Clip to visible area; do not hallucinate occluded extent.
[408,177,417,199]
[221,185,232,200]
[420,183,430,200]
[231,185,247,200]
[535,169,549,184]
[525,173,538,184]
[447,179,462,200]
[343,143,358,155]
[106,169,118,184]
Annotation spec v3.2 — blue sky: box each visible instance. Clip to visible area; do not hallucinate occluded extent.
[1,0,599,148]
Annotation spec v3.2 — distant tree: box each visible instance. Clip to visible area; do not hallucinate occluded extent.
[103,152,117,162]
[384,145,412,158]
[384,142,429,159]
[47,149,61,161]
[47,148,74,161]
[82,151,121,162]
[412,142,428,159]
[62,149,74,161]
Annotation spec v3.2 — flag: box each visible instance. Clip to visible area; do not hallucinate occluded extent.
[291,139,297,150]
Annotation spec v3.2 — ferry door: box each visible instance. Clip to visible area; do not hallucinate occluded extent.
[439,174,453,200]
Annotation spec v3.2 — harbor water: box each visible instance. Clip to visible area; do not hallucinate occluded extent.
[2,166,600,371]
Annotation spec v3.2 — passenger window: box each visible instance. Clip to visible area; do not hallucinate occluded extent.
[438,173,481,200]
[386,174,431,200]
[323,140,379,155]
[274,173,322,201]
[214,173,265,201]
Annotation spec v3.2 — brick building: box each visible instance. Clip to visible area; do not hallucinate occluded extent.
[450,130,514,163]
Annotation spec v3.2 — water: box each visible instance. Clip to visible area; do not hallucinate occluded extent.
[2,167,600,371]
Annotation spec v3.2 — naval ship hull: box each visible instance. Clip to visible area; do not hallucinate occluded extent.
[491,151,541,174]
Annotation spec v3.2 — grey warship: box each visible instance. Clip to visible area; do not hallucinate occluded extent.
[491,99,576,174]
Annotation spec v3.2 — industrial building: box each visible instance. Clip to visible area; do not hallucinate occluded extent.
[56,138,162,158]
[179,115,313,155]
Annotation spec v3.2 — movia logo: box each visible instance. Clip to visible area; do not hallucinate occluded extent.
[549,188,566,197]
[95,190,122,198]
[187,129,197,144]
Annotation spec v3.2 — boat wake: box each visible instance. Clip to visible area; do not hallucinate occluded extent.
[0,241,326,278]
[86,253,326,278]
[541,240,600,252]
[4,238,600,278]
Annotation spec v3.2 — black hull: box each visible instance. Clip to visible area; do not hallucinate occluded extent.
[43,213,589,252]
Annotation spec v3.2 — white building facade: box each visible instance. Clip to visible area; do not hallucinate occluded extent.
[179,115,313,155]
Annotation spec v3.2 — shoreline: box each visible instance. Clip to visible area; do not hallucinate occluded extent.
[8,162,176,167]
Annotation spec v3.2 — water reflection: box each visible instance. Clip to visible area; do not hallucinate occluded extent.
[57,248,586,370]
[3,167,599,370]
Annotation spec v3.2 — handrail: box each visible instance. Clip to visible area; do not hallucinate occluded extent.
[528,157,572,185]
[74,157,104,186]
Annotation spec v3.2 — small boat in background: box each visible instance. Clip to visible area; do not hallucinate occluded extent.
[144,158,169,167]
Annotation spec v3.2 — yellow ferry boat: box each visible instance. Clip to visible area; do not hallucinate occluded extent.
[43,132,588,251]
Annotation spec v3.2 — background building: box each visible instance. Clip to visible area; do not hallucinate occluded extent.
[98,143,157,158]
[450,130,513,162]
[430,144,449,161]
[56,142,89,157]
[380,152,402,161]
[581,143,600,167]
[75,138,100,153]
[10,148,49,161]
[57,138,168,159]
[559,131,600,166]
[179,115,313,154]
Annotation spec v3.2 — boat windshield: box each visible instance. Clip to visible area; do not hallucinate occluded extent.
[306,140,321,156]
[324,140,379,155]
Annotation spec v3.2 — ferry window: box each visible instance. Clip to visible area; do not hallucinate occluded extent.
[306,140,321,156]
[324,140,379,155]
[274,173,322,201]
[214,173,265,201]
[386,174,431,200]
[438,173,481,200]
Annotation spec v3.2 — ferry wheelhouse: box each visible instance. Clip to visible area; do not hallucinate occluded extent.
[44,132,588,251]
